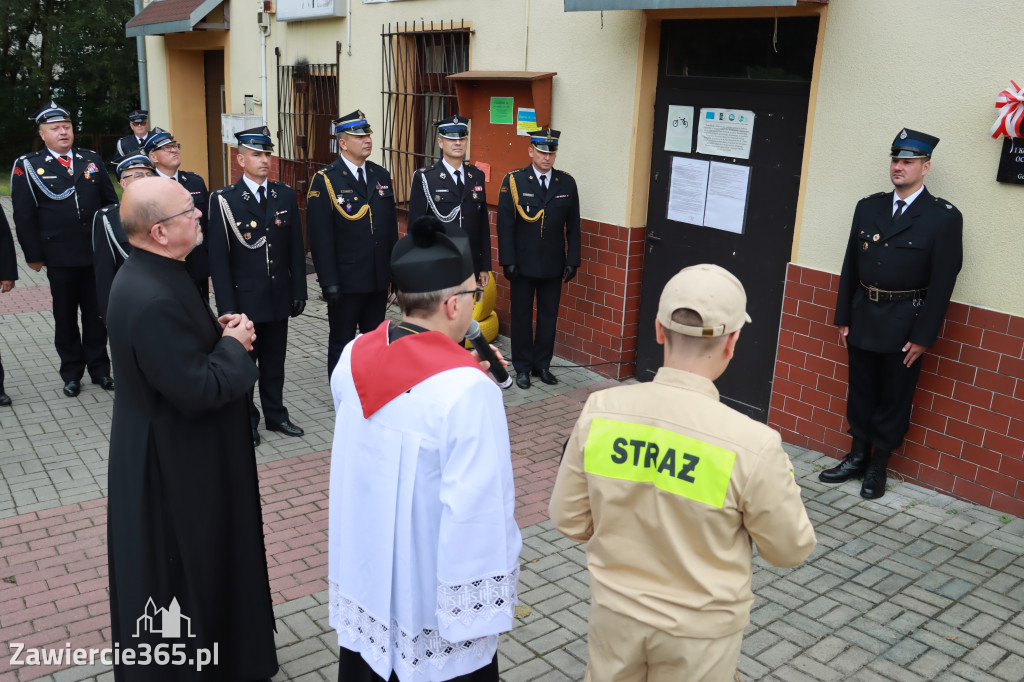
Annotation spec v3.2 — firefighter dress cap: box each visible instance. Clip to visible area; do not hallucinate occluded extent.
[31,101,71,125]
[530,128,560,153]
[391,216,474,294]
[890,128,939,158]
[128,109,148,123]
[236,125,275,152]
[333,110,372,136]
[144,128,177,153]
[113,153,155,180]
[657,263,752,338]
[435,115,470,139]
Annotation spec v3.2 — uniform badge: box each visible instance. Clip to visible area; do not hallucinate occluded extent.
[241,190,251,201]
[275,218,282,226]
[250,220,257,228]
[270,188,278,199]
[862,242,869,251]
[345,204,352,213]
[900,129,908,139]
[440,172,446,180]
[244,232,252,240]
[84,172,90,180]
[434,195,441,202]
[37,168,45,175]
[472,192,478,200]
[872,234,880,242]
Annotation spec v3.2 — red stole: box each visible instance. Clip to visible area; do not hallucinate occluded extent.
[351,321,485,418]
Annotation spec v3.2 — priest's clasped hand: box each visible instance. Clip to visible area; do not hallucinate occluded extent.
[218,312,257,352]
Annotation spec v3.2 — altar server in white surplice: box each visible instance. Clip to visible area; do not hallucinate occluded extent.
[327,215,522,682]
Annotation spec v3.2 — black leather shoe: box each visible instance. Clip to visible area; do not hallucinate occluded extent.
[819,438,869,483]
[93,376,115,391]
[0,392,11,407]
[62,380,81,397]
[516,373,531,389]
[861,451,890,499]
[267,420,304,437]
[252,428,261,447]
[532,369,558,385]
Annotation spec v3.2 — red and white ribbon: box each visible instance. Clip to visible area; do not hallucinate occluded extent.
[991,80,1024,139]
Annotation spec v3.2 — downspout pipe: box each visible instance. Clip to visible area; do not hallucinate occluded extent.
[134,0,148,109]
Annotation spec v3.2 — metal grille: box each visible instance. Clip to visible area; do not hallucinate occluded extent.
[381,21,471,206]
[277,61,339,205]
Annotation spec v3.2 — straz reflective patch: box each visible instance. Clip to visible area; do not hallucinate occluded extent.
[584,418,737,508]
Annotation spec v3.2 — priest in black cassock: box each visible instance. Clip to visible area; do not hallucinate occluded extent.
[105,176,278,681]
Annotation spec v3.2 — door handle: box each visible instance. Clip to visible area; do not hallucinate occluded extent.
[647,231,661,242]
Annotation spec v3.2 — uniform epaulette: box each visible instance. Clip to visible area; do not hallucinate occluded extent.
[933,196,956,210]
[99,205,117,214]
[556,169,574,179]
[863,191,887,200]
[417,165,431,173]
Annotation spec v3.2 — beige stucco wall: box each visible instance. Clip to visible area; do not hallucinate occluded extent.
[143,35,170,128]
[155,0,643,226]
[798,0,1024,315]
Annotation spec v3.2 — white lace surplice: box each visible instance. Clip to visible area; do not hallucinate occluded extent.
[328,343,522,682]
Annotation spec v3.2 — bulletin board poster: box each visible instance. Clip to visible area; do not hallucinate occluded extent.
[696,108,755,159]
[490,97,514,125]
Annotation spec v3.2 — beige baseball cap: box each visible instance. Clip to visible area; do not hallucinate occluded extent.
[657,264,752,337]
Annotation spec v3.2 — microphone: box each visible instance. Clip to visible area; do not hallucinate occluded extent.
[466,320,512,389]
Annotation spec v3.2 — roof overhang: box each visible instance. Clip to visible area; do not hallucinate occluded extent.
[565,0,799,9]
[125,0,224,38]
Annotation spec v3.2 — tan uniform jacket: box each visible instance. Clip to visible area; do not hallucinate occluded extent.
[549,367,816,639]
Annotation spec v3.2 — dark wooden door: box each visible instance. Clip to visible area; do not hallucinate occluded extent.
[636,17,818,421]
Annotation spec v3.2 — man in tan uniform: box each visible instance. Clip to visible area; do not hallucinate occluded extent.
[550,264,817,682]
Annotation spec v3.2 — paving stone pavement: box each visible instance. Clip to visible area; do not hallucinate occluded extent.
[1,196,1024,681]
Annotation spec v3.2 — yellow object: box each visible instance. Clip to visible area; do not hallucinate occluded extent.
[583,418,737,509]
[464,310,500,349]
[472,272,497,320]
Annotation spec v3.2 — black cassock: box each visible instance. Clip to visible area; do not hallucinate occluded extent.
[106,248,277,681]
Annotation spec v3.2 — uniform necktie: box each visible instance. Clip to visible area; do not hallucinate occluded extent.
[258,185,267,216]
[357,167,367,193]
[454,169,464,193]
[540,174,548,192]
[892,199,905,223]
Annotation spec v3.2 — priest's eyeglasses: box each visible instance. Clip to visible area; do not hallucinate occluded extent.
[449,287,484,304]
[156,201,198,225]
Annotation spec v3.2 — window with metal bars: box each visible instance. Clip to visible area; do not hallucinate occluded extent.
[381,21,471,206]
[277,61,339,204]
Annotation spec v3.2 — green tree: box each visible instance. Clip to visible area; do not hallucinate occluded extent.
[0,0,139,164]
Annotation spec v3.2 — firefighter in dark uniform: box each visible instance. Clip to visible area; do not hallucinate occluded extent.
[145,127,212,299]
[208,126,307,446]
[92,153,157,324]
[114,109,149,157]
[822,128,963,499]
[0,209,17,406]
[306,110,398,379]
[11,101,117,397]
[497,128,581,389]
[408,114,491,286]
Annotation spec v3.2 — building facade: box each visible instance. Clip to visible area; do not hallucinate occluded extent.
[129,0,1024,513]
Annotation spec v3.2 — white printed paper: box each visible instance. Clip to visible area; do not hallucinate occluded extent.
[697,108,755,159]
[703,161,750,234]
[667,157,710,226]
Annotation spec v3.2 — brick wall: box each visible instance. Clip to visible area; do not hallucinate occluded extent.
[771,263,1024,515]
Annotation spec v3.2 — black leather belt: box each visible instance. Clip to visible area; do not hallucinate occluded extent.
[860,282,927,304]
